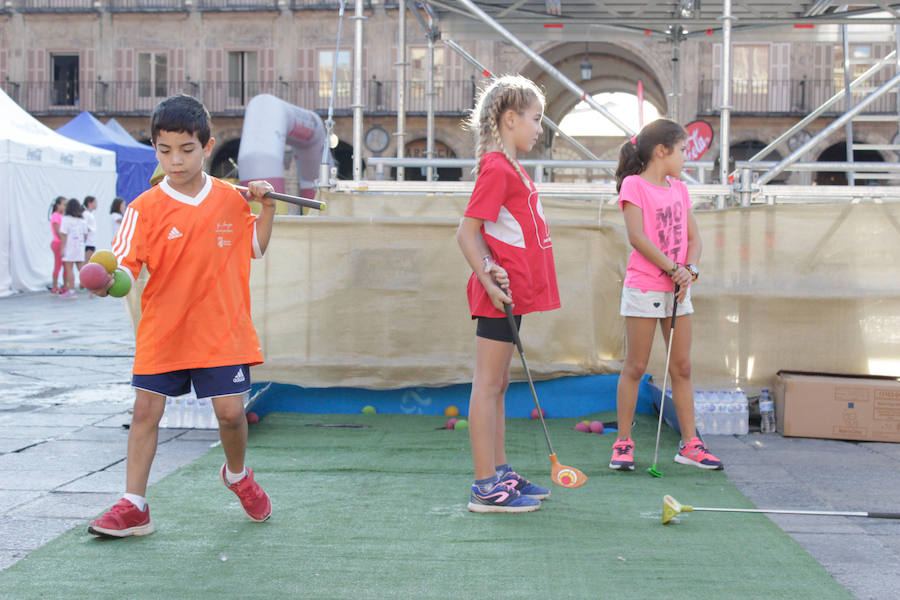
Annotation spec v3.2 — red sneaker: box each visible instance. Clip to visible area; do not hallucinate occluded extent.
[675,437,724,470]
[221,464,272,522]
[88,498,154,538]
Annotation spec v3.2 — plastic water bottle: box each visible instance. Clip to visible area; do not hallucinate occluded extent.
[160,397,173,428]
[759,389,776,433]
[185,396,198,429]
[693,390,707,434]
[735,388,749,435]
[170,397,183,428]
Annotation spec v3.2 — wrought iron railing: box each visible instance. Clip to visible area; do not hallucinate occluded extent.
[17,0,98,12]
[107,0,188,12]
[2,79,477,116]
[196,0,278,10]
[698,77,899,115]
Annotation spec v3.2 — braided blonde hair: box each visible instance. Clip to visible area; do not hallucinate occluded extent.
[466,74,545,190]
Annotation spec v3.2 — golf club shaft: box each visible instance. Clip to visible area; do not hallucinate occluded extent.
[692,507,900,519]
[233,185,326,211]
[651,285,680,466]
[504,303,555,456]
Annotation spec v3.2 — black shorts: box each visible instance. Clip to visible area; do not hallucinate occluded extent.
[475,314,522,343]
[85,245,96,252]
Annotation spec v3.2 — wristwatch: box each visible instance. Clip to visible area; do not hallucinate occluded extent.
[685,263,699,281]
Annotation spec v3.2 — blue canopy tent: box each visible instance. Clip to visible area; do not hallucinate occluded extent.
[56,112,156,202]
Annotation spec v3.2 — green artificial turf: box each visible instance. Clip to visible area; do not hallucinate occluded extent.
[1,412,851,600]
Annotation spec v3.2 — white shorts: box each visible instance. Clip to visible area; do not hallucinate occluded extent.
[620,286,694,318]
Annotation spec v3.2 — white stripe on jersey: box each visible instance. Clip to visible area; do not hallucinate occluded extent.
[483,205,525,248]
[113,207,139,268]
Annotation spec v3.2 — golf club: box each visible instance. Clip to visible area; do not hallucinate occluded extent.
[232,184,326,211]
[648,284,679,478]
[504,303,587,488]
[662,494,900,525]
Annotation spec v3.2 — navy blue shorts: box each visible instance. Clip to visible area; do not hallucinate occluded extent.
[475,315,522,343]
[132,364,251,399]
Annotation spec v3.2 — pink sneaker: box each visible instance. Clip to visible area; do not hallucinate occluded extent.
[609,437,635,471]
[675,437,724,470]
[60,289,77,299]
[88,498,154,538]
[221,464,272,522]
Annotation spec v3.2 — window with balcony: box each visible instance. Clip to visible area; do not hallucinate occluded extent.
[51,54,79,106]
[228,50,258,105]
[138,52,168,98]
[410,47,444,101]
[318,49,351,101]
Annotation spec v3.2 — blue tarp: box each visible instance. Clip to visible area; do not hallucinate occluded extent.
[56,112,156,202]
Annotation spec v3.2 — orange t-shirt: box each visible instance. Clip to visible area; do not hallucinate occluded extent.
[113,174,264,375]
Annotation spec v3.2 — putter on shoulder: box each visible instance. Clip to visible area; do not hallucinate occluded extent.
[504,302,587,489]
[233,184,326,211]
[648,284,679,479]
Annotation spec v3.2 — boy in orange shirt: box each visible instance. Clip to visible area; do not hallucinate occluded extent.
[88,94,276,537]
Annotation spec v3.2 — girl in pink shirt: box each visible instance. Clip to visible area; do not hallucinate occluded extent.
[49,196,65,294]
[609,119,723,473]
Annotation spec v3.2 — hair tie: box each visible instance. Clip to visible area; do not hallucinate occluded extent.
[630,137,637,146]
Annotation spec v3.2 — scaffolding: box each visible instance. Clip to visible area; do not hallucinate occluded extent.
[325,0,900,206]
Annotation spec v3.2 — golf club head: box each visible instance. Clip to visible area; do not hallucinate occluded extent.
[647,464,663,478]
[662,494,682,524]
[550,453,587,488]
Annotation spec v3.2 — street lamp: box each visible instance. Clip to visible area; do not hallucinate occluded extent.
[580,43,592,81]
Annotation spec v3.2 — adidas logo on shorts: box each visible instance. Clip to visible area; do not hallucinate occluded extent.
[167,227,183,240]
[232,368,245,384]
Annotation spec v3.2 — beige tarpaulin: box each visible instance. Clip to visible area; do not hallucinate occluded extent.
[126,192,900,391]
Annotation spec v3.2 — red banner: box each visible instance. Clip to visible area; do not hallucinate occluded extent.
[684,120,713,161]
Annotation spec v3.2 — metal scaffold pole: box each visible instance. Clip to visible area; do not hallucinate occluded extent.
[396,1,408,181]
[718,0,733,204]
[351,0,366,182]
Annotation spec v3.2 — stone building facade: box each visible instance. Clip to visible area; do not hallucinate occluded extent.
[1,1,896,189]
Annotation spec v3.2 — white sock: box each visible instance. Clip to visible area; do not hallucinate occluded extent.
[122,493,147,512]
[225,467,248,484]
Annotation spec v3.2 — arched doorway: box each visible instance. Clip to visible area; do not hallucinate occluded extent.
[392,138,462,182]
[210,138,240,179]
[331,140,355,180]
[816,142,884,185]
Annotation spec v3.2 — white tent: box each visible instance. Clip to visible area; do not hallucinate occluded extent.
[0,87,116,296]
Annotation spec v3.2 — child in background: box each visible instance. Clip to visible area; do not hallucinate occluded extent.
[610,118,722,472]
[87,94,276,537]
[109,197,125,242]
[49,196,65,294]
[82,195,98,264]
[58,198,87,299]
[456,75,560,513]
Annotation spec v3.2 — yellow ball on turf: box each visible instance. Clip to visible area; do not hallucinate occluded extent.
[362,405,376,415]
[444,405,459,417]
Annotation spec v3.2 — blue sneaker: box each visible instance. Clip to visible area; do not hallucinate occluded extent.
[500,470,550,500]
[467,481,541,513]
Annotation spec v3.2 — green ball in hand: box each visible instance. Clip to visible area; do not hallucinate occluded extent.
[108,270,132,298]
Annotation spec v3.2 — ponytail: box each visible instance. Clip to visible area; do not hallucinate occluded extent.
[615,139,645,193]
[615,118,687,193]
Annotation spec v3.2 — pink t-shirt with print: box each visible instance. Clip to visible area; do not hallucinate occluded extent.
[618,174,691,292]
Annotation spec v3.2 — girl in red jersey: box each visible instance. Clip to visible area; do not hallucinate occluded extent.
[457,75,560,513]
[609,118,722,473]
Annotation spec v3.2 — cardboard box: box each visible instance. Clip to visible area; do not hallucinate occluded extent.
[773,371,900,442]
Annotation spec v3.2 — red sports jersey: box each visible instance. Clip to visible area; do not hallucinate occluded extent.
[113,174,264,375]
[464,152,561,318]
